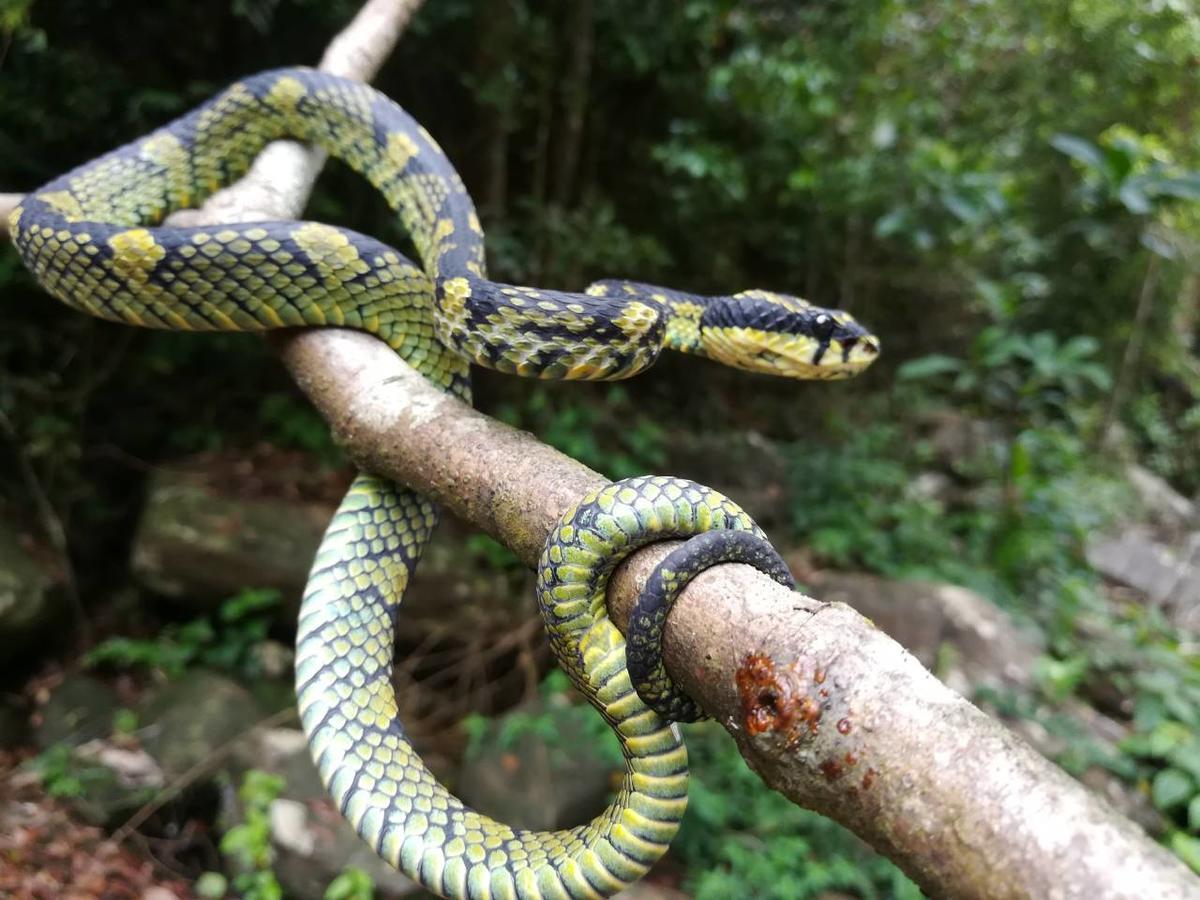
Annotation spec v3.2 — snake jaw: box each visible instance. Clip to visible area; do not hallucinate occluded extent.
[699,294,881,380]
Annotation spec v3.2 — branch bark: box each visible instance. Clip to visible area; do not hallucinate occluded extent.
[3,2,1198,898]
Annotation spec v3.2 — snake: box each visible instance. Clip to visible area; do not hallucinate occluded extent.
[10,68,880,898]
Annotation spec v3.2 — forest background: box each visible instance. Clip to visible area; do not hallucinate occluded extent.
[0,1,1198,898]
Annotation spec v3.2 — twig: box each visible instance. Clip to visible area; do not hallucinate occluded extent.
[0,407,88,638]
[1103,253,1163,447]
[111,706,297,846]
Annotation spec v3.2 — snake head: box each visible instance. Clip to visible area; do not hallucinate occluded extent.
[699,290,880,380]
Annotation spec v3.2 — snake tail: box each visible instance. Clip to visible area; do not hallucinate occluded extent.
[624,529,795,722]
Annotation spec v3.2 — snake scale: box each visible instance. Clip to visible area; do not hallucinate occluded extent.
[11,68,879,898]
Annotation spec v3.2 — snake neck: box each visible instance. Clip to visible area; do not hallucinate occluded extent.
[584,280,710,357]
[431,274,667,381]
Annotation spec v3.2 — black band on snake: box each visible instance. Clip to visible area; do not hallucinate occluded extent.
[10,68,880,899]
[625,530,795,723]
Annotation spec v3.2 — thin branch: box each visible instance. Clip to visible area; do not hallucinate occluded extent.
[2,1,1198,897]
[111,707,297,846]
[0,407,88,637]
[1103,253,1163,448]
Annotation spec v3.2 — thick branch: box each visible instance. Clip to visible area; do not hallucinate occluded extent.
[275,331,1198,900]
[3,1,1197,897]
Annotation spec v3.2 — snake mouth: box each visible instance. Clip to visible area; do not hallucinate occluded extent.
[703,325,881,379]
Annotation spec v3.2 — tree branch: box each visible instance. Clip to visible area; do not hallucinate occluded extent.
[2,1,1197,897]
[275,331,1198,900]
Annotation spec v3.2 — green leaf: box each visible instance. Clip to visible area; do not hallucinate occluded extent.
[1118,178,1152,214]
[195,872,229,899]
[897,355,962,381]
[220,587,282,622]
[1189,795,1200,832]
[1145,173,1200,201]
[874,207,909,238]
[1169,832,1200,874]
[325,867,375,900]
[1151,768,1194,811]
[1050,134,1103,170]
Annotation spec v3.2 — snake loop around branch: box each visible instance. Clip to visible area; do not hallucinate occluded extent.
[11,68,879,899]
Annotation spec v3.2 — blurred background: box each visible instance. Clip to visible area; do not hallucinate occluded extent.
[0,1,1197,897]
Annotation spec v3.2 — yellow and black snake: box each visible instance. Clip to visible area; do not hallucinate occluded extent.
[11,68,879,899]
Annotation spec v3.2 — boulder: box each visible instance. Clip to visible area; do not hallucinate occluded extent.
[268,798,424,899]
[66,740,165,826]
[130,467,334,612]
[34,674,122,749]
[0,522,65,666]
[921,409,1003,472]
[138,669,265,779]
[807,572,1041,695]
[31,675,164,826]
[1125,464,1195,534]
[1086,527,1200,635]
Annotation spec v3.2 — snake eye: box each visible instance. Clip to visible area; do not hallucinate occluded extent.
[812,313,836,341]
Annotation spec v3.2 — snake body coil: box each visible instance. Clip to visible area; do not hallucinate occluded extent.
[11,69,879,899]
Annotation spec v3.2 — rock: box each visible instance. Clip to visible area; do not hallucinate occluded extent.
[138,669,265,778]
[807,573,1041,695]
[0,523,65,667]
[75,741,165,791]
[251,639,295,680]
[130,467,334,612]
[65,740,165,827]
[1086,527,1200,634]
[921,410,1003,472]
[35,675,122,749]
[232,728,325,804]
[1125,464,1195,534]
[457,698,620,832]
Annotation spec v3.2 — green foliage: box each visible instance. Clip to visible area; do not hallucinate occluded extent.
[195,872,230,899]
[324,867,375,900]
[84,588,281,679]
[112,707,139,737]
[900,330,1111,427]
[257,394,342,465]
[1111,610,1200,870]
[27,743,93,800]
[463,669,623,769]
[676,723,922,899]
[2,0,1199,883]
[220,769,286,900]
[465,534,523,573]
[494,384,667,480]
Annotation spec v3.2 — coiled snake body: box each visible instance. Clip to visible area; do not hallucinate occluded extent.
[11,69,879,899]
